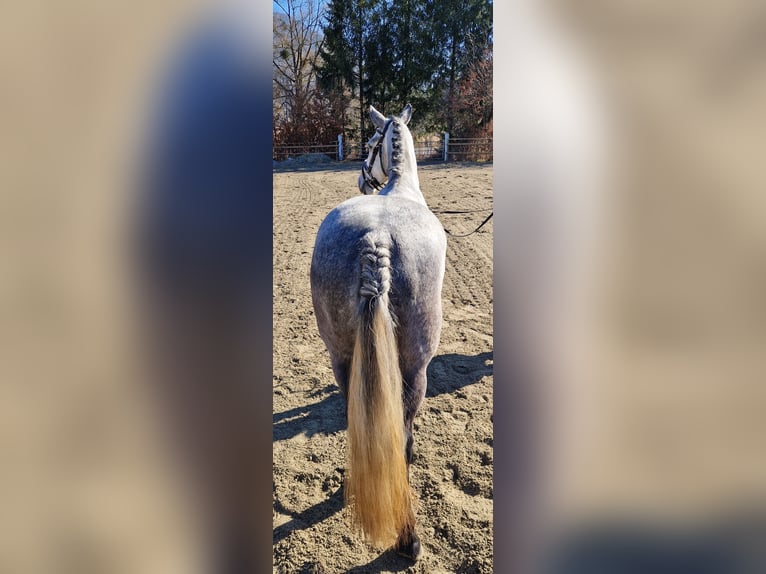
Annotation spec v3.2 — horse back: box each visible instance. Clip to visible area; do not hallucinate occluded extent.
[310,195,446,361]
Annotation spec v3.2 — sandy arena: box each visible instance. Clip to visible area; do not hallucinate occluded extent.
[272,162,494,573]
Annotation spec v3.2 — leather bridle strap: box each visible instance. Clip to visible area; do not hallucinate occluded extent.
[361,120,393,191]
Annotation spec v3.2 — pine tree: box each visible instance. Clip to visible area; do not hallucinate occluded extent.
[297,0,493,150]
[317,0,383,156]
[434,0,493,133]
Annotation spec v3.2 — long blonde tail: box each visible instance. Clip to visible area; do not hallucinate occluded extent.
[346,238,412,547]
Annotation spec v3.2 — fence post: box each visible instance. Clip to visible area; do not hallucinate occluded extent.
[443,132,449,162]
[337,134,343,161]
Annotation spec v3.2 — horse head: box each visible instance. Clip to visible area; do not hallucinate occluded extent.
[358,104,412,195]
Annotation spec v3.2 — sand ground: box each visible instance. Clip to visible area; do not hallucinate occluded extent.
[272,163,494,573]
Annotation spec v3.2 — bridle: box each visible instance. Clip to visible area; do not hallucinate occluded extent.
[361,119,393,192]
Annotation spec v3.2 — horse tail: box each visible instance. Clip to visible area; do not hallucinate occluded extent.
[346,234,413,547]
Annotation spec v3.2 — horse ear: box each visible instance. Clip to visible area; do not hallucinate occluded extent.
[399,104,412,125]
[369,105,386,129]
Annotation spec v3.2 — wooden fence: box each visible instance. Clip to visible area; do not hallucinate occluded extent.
[273,133,492,163]
[272,142,339,162]
[445,137,493,162]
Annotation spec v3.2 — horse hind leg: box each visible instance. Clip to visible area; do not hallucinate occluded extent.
[395,448,419,560]
[330,357,350,404]
[395,518,421,561]
[403,367,428,466]
[406,431,415,466]
[395,367,428,560]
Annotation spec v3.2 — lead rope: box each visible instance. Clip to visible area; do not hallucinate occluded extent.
[442,211,493,238]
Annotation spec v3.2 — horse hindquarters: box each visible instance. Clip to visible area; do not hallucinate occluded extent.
[345,235,414,549]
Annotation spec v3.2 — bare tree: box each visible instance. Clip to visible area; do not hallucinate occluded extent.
[449,48,493,138]
[273,0,325,132]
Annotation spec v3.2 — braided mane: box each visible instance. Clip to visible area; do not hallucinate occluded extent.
[389,119,404,177]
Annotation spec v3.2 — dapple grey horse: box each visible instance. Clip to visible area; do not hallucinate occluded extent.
[310,104,446,560]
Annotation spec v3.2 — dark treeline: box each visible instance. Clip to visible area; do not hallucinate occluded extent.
[273,0,492,155]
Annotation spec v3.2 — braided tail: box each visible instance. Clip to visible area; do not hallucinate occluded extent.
[346,234,413,547]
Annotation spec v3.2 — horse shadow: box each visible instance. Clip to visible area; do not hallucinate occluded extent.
[273,486,345,546]
[272,351,493,561]
[426,351,493,397]
[272,351,493,442]
[347,551,415,573]
[273,384,346,441]
[274,484,415,573]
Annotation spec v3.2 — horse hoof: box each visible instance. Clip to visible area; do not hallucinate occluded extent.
[395,533,422,561]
